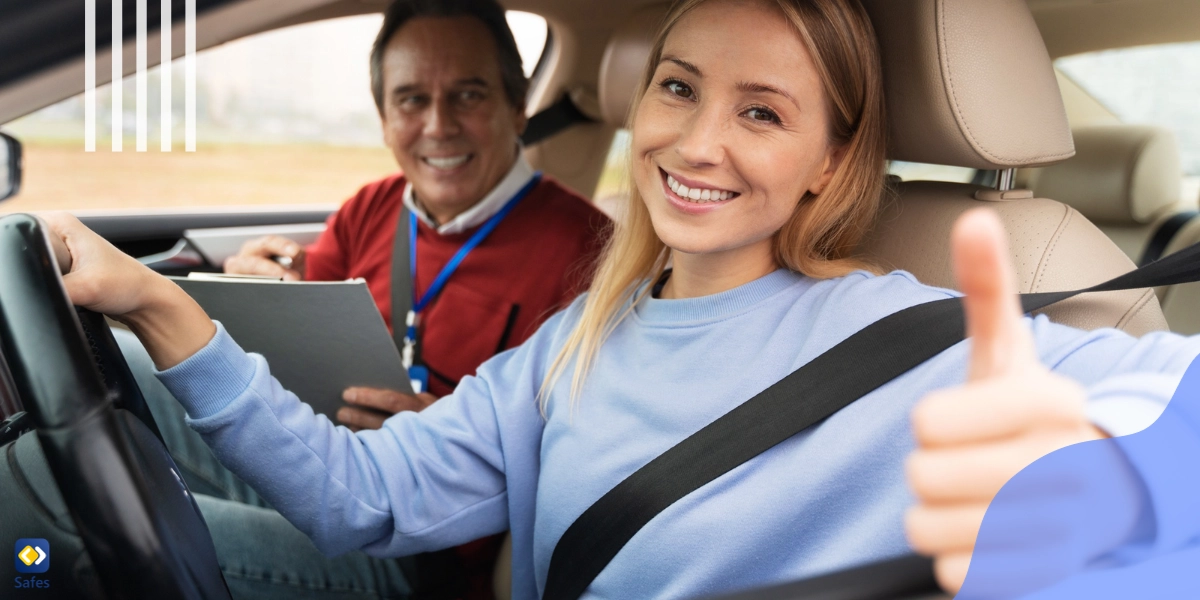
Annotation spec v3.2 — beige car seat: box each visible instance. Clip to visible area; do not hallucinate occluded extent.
[856,0,1164,335]
[1157,213,1200,334]
[1016,124,1200,334]
[1018,125,1190,264]
[492,0,1169,597]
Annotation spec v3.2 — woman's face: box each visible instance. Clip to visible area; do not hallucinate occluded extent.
[632,0,843,259]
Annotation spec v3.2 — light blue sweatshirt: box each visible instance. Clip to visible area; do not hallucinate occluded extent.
[157,269,1200,599]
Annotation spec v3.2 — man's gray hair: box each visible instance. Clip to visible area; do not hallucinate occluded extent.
[370,0,531,114]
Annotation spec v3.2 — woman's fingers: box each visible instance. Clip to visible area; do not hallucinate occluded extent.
[933,553,972,594]
[39,213,74,273]
[913,377,1087,448]
[905,502,987,555]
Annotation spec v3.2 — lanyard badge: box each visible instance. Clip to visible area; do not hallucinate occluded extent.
[402,172,542,391]
[402,310,428,393]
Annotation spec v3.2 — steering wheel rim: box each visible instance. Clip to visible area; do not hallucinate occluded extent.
[0,214,230,599]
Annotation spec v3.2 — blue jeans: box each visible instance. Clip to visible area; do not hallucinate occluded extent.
[115,330,420,600]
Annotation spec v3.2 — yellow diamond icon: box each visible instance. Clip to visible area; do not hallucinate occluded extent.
[18,545,37,567]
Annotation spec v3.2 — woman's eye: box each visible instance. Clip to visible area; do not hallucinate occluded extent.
[663,80,695,100]
[744,107,781,125]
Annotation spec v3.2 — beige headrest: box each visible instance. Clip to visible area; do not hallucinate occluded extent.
[598,4,668,125]
[1022,126,1182,226]
[598,0,1074,169]
[862,0,1073,170]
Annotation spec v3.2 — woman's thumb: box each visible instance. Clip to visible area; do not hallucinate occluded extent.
[952,209,1039,381]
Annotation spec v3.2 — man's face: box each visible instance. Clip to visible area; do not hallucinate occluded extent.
[380,16,526,221]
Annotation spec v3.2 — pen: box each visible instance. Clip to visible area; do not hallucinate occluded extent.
[274,255,293,270]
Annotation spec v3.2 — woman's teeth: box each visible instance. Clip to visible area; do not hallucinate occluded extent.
[666,174,736,202]
[424,155,470,169]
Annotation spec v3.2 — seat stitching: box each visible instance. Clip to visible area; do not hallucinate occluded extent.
[1032,204,1072,292]
[937,0,1074,165]
[1115,288,1159,333]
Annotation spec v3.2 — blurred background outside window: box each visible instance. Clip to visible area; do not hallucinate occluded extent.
[1,11,548,214]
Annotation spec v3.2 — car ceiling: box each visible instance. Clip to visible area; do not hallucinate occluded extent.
[2,0,1199,131]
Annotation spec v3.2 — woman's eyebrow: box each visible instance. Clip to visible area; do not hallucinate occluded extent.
[659,55,702,77]
[736,81,798,109]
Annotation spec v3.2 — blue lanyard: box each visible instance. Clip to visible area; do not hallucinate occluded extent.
[408,172,541,316]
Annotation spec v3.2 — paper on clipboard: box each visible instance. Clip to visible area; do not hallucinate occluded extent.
[169,275,413,421]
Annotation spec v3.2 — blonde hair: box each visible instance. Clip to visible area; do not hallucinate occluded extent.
[540,0,887,410]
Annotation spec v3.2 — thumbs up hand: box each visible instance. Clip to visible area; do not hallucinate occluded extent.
[904,209,1105,593]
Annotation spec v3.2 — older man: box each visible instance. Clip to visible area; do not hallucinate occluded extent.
[115,1,609,599]
[228,0,608,405]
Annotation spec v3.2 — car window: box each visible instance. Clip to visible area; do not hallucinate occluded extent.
[0,11,549,215]
[594,129,632,221]
[1056,42,1200,205]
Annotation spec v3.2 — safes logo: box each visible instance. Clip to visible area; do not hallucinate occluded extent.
[14,539,48,574]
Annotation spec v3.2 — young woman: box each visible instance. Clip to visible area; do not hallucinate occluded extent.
[44,0,1200,597]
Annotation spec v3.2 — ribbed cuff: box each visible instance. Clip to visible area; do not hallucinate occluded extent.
[156,321,257,419]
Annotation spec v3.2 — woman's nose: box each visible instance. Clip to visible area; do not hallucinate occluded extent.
[674,103,727,167]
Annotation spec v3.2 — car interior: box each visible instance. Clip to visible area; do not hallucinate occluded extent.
[1,0,1199,598]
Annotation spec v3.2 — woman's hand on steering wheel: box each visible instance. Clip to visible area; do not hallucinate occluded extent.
[41,212,217,370]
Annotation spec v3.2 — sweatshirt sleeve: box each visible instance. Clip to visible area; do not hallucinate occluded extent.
[155,319,556,558]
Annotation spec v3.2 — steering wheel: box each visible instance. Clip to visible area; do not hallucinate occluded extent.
[0,214,231,599]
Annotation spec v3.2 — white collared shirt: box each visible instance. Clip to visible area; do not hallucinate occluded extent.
[402,152,536,236]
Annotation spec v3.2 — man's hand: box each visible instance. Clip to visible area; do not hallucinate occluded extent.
[337,387,438,431]
[905,209,1104,593]
[224,235,306,281]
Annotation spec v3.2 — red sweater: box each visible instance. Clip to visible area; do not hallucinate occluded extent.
[306,173,610,397]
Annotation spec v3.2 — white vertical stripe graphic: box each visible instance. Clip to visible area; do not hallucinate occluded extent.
[161,0,172,151]
[185,0,196,152]
[111,0,122,152]
[85,0,96,152]
[136,0,147,152]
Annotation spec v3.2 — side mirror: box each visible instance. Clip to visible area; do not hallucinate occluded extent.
[0,132,22,202]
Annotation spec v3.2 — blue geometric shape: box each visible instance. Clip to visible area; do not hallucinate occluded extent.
[959,356,1200,598]
[14,538,49,574]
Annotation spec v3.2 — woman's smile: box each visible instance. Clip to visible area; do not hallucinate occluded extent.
[659,167,740,214]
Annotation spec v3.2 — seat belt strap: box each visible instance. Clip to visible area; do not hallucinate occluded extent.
[543,240,1200,600]
[520,93,598,147]
[1140,211,1198,267]
[391,204,413,353]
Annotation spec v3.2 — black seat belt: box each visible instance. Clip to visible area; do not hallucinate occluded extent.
[520,93,598,147]
[543,240,1200,600]
[1140,210,1198,267]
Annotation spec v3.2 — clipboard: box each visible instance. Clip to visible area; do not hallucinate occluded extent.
[169,275,413,421]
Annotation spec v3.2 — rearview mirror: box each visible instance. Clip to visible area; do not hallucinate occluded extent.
[0,131,22,203]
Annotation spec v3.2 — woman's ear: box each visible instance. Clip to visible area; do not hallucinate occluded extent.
[809,144,848,196]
